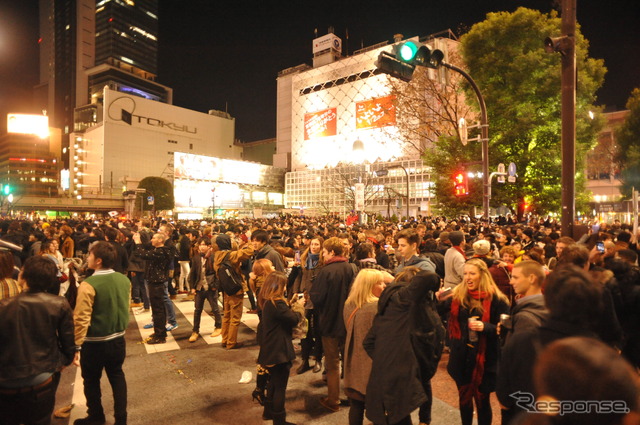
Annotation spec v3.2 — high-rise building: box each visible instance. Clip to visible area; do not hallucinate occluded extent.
[36,0,172,167]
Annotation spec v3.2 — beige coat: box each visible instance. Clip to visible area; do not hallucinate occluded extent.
[343,301,378,397]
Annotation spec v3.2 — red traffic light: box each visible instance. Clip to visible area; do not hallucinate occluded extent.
[454,172,468,196]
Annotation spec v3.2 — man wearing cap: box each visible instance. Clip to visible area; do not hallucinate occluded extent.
[443,231,466,289]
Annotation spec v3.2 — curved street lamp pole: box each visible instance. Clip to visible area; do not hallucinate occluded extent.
[442,62,490,220]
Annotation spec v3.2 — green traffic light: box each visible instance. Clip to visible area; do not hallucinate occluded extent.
[399,41,419,62]
[2,185,9,196]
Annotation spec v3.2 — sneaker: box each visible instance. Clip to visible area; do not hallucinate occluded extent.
[246,309,258,314]
[143,322,153,329]
[130,302,143,308]
[74,415,106,425]
[210,328,222,338]
[166,323,179,331]
[146,335,166,345]
[189,332,199,343]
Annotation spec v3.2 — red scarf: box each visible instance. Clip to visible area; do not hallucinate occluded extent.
[448,289,493,406]
[454,245,467,260]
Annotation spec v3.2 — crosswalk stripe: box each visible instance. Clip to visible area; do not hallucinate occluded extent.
[171,295,222,344]
[131,304,180,353]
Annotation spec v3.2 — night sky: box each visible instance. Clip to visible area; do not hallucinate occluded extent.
[1,0,639,141]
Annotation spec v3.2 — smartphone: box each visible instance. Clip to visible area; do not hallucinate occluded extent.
[297,293,304,300]
[596,241,605,253]
[384,244,390,250]
[294,250,301,263]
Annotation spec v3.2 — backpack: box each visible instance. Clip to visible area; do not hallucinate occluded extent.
[217,252,244,295]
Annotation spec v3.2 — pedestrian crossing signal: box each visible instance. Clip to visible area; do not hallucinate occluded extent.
[454,173,468,196]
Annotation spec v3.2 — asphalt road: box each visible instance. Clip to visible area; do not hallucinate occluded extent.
[53,294,498,425]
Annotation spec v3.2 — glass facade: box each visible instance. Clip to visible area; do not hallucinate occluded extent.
[285,159,434,215]
[95,0,158,74]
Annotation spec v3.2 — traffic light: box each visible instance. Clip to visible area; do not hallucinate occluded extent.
[1,184,11,196]
[375,40,445,82]
[454,172,468,196]
[375,51,415,82]
[396,40,444,69]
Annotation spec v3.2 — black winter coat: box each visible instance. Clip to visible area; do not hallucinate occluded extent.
[135,244,173,283]
[309,258,355,339]
[363,272,442,425]
[446,296,509,391]
[257,299,299,365]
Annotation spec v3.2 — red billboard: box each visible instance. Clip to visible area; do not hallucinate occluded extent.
[304,108,337,140]
[355,95,396,130]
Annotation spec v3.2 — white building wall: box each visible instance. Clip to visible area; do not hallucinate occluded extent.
[71,88,238,195]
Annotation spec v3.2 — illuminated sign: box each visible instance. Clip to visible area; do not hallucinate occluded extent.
[174,152,265,185]
[355,95,396,130]
[304,108,337,140]
[174,180,244,209]
[7,114,49,138]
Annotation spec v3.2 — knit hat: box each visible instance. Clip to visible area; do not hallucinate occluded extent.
[473,240,491,256]
[449,231,464,246]
[215,234,231,251]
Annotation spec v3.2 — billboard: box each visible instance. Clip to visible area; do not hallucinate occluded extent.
[304,108,337,140]
[174,152,264,185]
[355,95,396,130]
[7,114,49,138]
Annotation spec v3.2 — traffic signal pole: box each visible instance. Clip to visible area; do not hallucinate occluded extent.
[560,0,577,237]
[442,62,490,220]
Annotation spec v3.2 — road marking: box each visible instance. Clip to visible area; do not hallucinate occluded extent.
[131,306,180,353]
[68,364,86,423]
[172,295,222,344]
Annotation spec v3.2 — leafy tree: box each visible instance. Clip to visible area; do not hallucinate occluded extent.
[418,8,605,217]
[615,88,640,197]
[138,176,175,213]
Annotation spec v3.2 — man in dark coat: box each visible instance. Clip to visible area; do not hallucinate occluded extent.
[309,236,356,413]
[363,270,443,425]
[496,265,603,425]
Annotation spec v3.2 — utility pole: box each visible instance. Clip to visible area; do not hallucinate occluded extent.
[560,0,577,237]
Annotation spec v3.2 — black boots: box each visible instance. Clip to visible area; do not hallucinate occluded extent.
[296,359,311,374]
[262,400,273,420]
[272,411,296,425]
[312,359,322,373]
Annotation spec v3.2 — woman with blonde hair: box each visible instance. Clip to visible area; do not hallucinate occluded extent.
[343,269,391,425]
[446,258,510,425]
[258,271,304,425]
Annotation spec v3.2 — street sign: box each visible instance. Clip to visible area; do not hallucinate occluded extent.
[497,163,506,183]
[355,183,365,211]
[147,195,154,206]
[508,162,517,177]
[508,176,516,183]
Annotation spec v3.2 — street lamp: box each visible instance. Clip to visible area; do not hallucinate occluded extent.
[375,166,410,221]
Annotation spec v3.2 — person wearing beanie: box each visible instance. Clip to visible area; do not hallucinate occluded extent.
[472,240,495,268]
[213,233,254,350]
[521,228,535,252]
[444,231,466,289]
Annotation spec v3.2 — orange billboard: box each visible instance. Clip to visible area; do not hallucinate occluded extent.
[355,95,396,130]
[304,108,337,140]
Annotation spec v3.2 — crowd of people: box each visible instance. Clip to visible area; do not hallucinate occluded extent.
[0,213,639,425]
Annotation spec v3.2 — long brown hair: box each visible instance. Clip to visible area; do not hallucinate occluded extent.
[300,236,324,269]
[258,271,287,310]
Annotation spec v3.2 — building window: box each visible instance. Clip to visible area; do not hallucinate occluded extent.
[189,143,193,150]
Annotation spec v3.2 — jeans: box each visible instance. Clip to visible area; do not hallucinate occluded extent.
[148,282,167,338]
[80,337,127,423]
[0,372,61,425]
[178,261,190,292]
[163,280,177,326]
[322,336,342,405]
[300,309,323,361]
[130,272,149,308]
[193,288,222,333]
